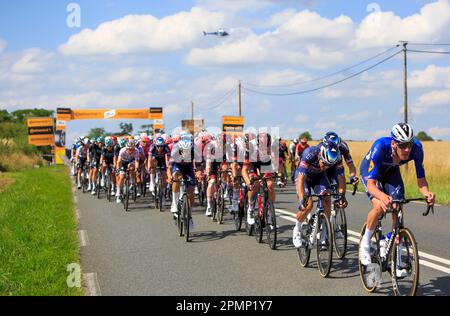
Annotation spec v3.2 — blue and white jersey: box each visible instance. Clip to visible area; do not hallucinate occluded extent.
[362,137,425,180]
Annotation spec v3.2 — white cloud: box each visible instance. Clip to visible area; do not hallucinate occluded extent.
[371,129,388,140]
[428,127,450,138]
[352,0,450,49]
[338,111,373,122]
[412,89,450,113]
[187,0,450,68]
[295,114,309,123]
[0,38,6,53]
[409,65,450,89]
[11,49,53,74]
[59,8,225,55]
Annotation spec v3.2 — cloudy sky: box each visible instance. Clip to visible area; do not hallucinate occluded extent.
[1,0,450,144]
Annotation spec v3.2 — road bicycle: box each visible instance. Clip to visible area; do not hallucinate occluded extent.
[172,178,192,242]
[358,198,433,296]
[297,193,334,277]
[232,176,248,232]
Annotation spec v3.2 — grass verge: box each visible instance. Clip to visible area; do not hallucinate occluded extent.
[0,165,83,296]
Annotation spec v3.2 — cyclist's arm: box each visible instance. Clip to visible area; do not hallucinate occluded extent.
[100,153,104,165]
[296,173,305,202]
[417,177,435,204]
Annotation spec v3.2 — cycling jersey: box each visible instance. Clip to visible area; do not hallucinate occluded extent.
[337,141,353,165]
[244,140,276,176]
[113,144,121,157]
[76,146,88,159]
[360,137,425,201]
[118,147,139,163]
[102,147,115,164]
[361,137,425,180]
[149,144,170,160]
[289,143,296,158]
[89,143,102,161]
[279,144,288,161]
[296,143,310,161]
[170,143,201,166]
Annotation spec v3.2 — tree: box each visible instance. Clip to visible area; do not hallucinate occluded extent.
[10,108,54,123]
[139,124,153,135]
[0,110,11,123]
[416,131,434,141]
[299,131,312,141]
[87,128,106,139]
[119,123,133,135]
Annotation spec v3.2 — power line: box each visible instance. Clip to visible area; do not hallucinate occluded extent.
[196,87,235,109]
[244,45,399,88]
[242,50,402,96]
[407,49,450,54]
[408,43,450,46]
[202,89,235,110]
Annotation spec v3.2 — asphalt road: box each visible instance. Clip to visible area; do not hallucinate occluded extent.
[76,181,450,296]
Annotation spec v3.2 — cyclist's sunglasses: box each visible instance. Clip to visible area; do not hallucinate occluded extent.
[397,141,413,149]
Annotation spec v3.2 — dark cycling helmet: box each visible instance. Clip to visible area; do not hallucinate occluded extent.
[155,137,164,147]
[320,141,340,165]
[391,123,414,143]
[323,131,341,146]
[257,133,272,147]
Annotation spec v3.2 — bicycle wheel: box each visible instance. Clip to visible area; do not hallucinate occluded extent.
[177,198,183,237]
[265,202,277,250]
[184,197,190,242]
[297,223,311,267]
[159,179,164,212]
[391,228,419,296]
[106,174,111,202]
[154,179,159,210]
[82,169,87,193]
[234,188,245,231]
[254,209,264,243]
[217,184,225,224]
[96,171,101,199]
[316,212,333,278]
[124,177,130,212]
[332,207,347,259]
[358,223,381,293]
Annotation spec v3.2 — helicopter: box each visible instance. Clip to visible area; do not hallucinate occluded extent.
[203,28,229,37]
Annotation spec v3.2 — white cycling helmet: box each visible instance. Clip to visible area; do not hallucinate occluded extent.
[391,123,414,143]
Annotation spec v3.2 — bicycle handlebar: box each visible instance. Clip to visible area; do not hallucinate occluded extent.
[390,198,435,217]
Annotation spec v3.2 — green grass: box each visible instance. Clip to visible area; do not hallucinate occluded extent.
[0,165,83,296]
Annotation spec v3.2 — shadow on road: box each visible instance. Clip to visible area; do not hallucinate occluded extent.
[418,275,450,296]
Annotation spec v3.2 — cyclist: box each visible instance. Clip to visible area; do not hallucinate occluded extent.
[88,137,104,195]
[295,136,310,162]
[278,138,289,187]
[242,132,277,226]
[230,135,246,213]
[116,139,140,204]
[75,137,90,189]
[168,133,201,229]
[100,137,116,195]
[292,140,341,249]
[147,136,171,201]
[323,132,359,208]
[70,136,83,176]
[289,138,298,183]
[359,123,435,268]
[114,137,126,197]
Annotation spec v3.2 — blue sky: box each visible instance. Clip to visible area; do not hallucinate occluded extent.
[1,0,450,144]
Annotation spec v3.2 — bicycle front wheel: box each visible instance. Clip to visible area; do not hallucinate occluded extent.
[254,212,264,244]
[391,228,419,296]
[216,185,225,224]
[332,207,347,259]
[183,197,190,242]
[316,212,333,278]
[265,202,277,250]
[124,178,130,212]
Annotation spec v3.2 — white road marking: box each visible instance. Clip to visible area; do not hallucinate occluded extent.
[275,208,450,274]
[78,230,89,247]
[83,273,101,296]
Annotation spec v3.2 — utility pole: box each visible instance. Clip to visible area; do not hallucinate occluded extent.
[191,101,194,120]
[400,41,408,124]
[238,80,242,116]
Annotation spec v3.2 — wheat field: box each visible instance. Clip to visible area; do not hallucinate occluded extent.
[286,141,450,206]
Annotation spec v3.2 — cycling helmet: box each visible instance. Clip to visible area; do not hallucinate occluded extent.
[141,135,150,143]
[172,134,181,143]
[126,139,136,149]
[320,141,340,165]
[119,138,127,148]
[391,123,414,143]
[155,137,165,146]
[76,136,83,143]
[97,137,104,144]
[323,132,341,146]
[90,138,96,144]
[134,135,140,141]
[179,135,192,150]
[105,138,113,147]
[140,132,148,138]
[83,137,90,145]
[293,139,299,145]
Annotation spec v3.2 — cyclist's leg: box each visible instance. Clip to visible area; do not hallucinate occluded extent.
[149,156,156,192]
[116,163,127,202]
[171,163,182,213]
[383,167,405,230]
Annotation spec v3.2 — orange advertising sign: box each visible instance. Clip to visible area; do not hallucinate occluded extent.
[28,134,54,146]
